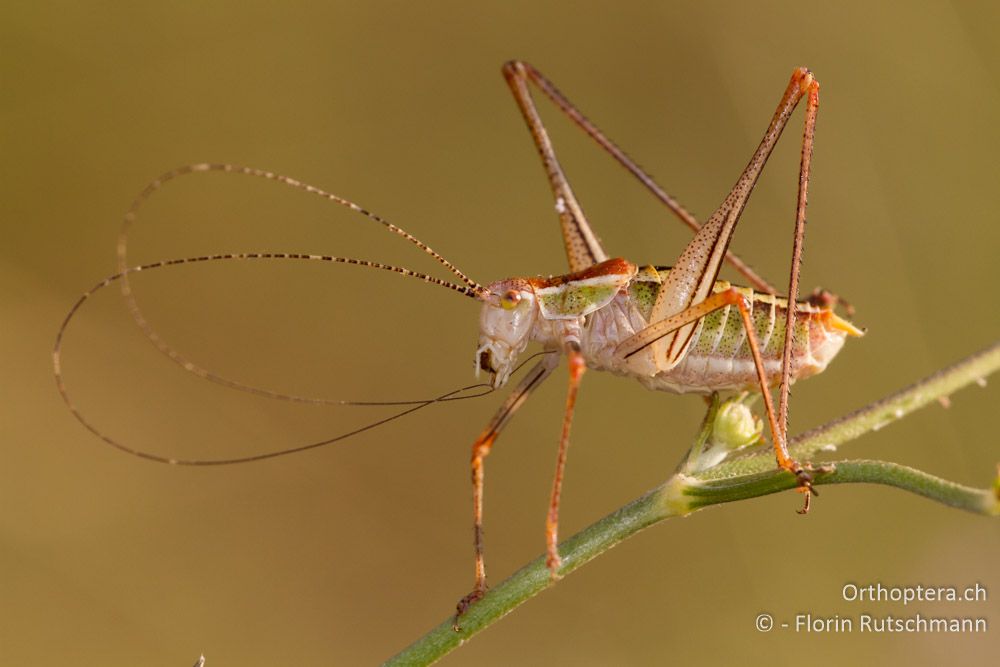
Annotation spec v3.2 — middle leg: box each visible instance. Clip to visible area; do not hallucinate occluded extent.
[545,345,587,579]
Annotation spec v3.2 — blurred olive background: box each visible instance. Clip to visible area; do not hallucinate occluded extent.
[3,1,999,665]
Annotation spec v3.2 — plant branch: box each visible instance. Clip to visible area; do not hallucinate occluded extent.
[384,341,1000,666]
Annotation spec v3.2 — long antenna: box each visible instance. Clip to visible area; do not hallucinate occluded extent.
[115,163,487,403]
[119,164,484,290]
[53,253,498,465]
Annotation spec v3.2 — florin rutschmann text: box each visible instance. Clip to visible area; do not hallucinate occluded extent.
[754,582,989,635]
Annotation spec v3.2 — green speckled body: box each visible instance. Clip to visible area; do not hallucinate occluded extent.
[480,259,857,394]
[579,265,852,394]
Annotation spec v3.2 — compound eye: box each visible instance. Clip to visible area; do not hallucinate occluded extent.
[500,290,522,310]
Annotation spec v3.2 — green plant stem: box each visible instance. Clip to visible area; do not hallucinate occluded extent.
[706,339,1000,479]
[383,341,1000,667]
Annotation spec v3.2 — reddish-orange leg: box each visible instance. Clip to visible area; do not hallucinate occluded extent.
[456,356,558,625]
[615,68,821,504]
[779,77,821,509]
[456,346,585,629]
[546,345,587,578]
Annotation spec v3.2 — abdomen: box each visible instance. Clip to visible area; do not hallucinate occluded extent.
[663,285,849,393]
[583,270,856,394]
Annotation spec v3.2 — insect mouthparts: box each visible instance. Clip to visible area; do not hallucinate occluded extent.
[479,349,493,373]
